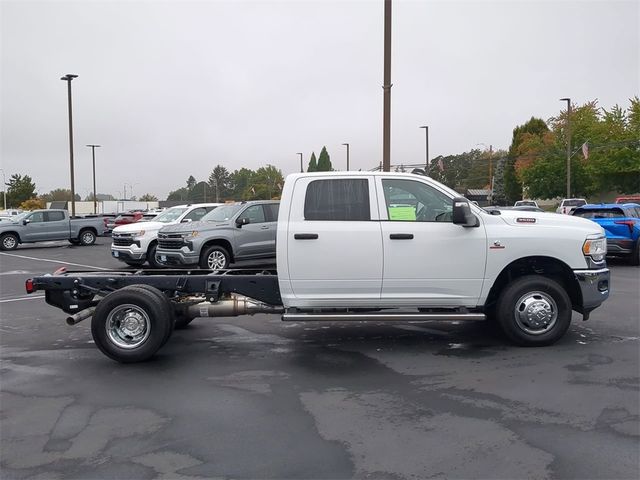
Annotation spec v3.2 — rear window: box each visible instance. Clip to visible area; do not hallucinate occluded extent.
[573,208,625,219]
[304,179,370,221]
[563,199,586,207]
[46,211,65,221]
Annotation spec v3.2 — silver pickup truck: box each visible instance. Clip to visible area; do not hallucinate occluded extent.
[0,209,108,250]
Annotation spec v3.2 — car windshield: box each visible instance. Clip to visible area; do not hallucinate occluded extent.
[202,204,242,222]
[573,208,625,219]
[564,199,586,207]
[154,207,188,223]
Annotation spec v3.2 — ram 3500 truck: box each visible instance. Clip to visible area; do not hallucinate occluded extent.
[26,172,610,363]
[0,209,107,250]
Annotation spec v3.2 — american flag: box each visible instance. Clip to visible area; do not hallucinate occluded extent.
[582,142,589,160]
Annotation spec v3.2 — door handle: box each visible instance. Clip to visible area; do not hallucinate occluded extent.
[294,233,319,240]
[260,225,269,230]
[389,233,414,240]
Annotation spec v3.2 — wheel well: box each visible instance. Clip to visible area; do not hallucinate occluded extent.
[1,231,21,242]
[485,256,582,312]
[201,239,234,262]
[147,240,157,255]
[79,227,97,237]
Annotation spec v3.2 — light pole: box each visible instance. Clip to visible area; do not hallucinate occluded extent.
[560,97,572,198]
[86,144,101,214]
[0,168,6,210]
[61,74,78,217]
[341,143,350,171]
[382,0,392,172]
[419,126,429,174]
[297,152,303,173]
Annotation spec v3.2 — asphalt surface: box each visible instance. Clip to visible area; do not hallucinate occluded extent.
[1,238,639,479]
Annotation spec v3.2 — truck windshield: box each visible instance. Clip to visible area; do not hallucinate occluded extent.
[202,205,242,222]
[154,207,188,223]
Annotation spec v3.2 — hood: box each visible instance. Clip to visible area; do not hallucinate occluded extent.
[158,220,231,234]
[113,221,168,234]
[495,210,605,235]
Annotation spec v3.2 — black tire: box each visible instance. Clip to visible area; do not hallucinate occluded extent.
[0,233,19,251]
[79,229,96,246]
[174,315,195,329]
[495,275,572,347]
[126,284,175,346]
[630,241,640,266]
[199,245,230,270]
[146,242,162,269]
[68,238,80,245]
[91,286,172,363]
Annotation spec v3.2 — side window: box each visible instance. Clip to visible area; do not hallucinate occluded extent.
[45,211,65,222]
[304,179,370,221]
[382,179,452,222]
[265,203,279,222]
[242,205,266,224]
[28,212,45,223]
[183,208,207,222]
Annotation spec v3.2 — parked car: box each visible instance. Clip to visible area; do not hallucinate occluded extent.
[486,205,544,213]
[514,200,539,208]
[615,195,640,204]
[111,203,222,268]
[0,209,108,250]
[556,198,587,214]
[572,203,640,265]
[155,200,279,270]
[106,212,144,231]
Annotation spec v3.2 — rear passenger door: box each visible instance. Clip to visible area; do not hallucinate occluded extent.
[285,176,382,304]
[44,211,69,240]
[233,204,275,259]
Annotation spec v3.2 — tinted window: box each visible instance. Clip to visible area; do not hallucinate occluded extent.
[382,179,452,222]
[46,211,65,221]
[265,203,279,222]
[241,205,266,223]
[304,179,370,221]
[573,208,625,219]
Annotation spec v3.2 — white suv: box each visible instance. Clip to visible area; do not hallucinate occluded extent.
[556,198,587,215]
[111,203,222,267]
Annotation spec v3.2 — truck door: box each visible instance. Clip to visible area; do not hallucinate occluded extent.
[375,177,487,307]
[21,211,46,241]
[44,211,69,240]
[285,176,382,304]
[233,204,275,259]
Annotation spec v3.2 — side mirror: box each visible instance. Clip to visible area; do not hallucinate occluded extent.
[452,197,478,227]
[236,217,250,228]
[181,218,193,223]
[22,219,30,225]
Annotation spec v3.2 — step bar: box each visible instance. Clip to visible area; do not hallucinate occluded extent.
[282,312,486,322]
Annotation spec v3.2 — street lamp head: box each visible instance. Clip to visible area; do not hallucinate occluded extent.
[560,97,570,102]
[86,144,101,148]
[60,74,78,81]
[419,125,428,129]
[342,143,349,146]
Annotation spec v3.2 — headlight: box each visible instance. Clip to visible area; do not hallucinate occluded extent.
[132,230,146,237]
[180,231,199,238]
[583,235,607,262]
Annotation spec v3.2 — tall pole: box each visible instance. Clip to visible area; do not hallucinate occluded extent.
[560,98,571,198]
[61,74,78,217]
[382,0,392,172]
[86,144,101,214]
[342,143,350,171]
[419,126,429,174]
[297,152,303,173]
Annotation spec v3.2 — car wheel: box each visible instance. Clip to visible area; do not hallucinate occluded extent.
[146,243,162,268]
[91,286,172,363]
[79,229,96,246]
[199,245,230,271]
[0,233,19,250]
[496,275,572,346]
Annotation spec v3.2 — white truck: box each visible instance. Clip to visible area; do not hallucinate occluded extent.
[27,172,610,363]
[111,203,222,267]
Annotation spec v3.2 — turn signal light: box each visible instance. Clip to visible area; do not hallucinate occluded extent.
[614,220,635,235]
[25,279,35,294]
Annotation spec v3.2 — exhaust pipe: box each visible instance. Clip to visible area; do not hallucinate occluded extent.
[66,307,96,326]
[186,296,283,319]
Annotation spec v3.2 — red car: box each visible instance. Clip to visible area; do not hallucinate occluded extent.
[107,212,144,231]
[615,195,640,204]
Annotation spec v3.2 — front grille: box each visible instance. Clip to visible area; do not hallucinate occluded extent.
[158,233,185,250]
[113,237,134,247]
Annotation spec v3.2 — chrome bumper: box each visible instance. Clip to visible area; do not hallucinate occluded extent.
[574,268,610,316]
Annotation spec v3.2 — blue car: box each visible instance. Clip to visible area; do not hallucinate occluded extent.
[573,203,640,265]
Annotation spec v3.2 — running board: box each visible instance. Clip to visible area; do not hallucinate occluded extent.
[281,313,486,322]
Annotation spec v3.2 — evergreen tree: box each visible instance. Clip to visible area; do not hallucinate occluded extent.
[307,152,317,172]
[316,146,333,171]
[491,157,508,205]
[6,174,36,207]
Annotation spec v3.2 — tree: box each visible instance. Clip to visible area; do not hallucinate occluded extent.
[6,174,36,207]
[19,198,45,210]
[167,187,190,201]
[250,165,284,199]
[307,152,318,172]
[229,168,255,200]
[84,193,115,201]
[186,175,197,190]
[490,157,508,205]
[316,147,333,171]
[208,165,232,201]
[41,188,81,203]
[190,181,212,203]
[139,194,158,201]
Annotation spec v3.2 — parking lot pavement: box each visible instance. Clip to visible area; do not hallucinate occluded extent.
[1,241,638,479]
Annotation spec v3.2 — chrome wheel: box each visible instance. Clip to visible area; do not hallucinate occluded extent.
[81,231,95,245]
[207,251,227,270]
[513,291,558,335]
[2,235,17,249]
[105,304,151,349]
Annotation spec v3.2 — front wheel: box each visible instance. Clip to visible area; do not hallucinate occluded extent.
[91,286,173,363]
[1,233,19,250]
[146,243,162,269]
[199,245,230,271]
[495,275,572,346]
[79,229,96,246]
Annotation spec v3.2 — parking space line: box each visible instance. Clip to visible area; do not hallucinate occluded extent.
[0,252,110,270]
[0,295,46,303]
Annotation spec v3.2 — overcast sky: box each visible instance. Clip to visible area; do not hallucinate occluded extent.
[1,0,638,200]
